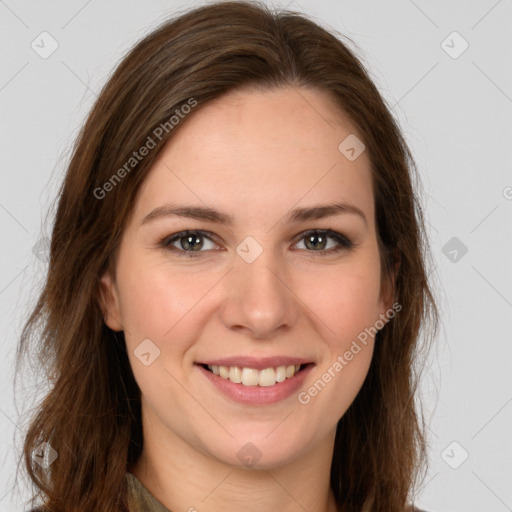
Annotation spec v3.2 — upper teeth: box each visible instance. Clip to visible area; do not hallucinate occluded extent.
[207,364,301,386]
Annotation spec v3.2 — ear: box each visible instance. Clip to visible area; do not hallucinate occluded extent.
[380,248,401,314]
[98,271,123,331]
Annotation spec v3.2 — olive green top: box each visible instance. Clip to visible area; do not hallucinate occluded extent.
[124,472,428,512]
[125,472,170,512]
[29,474,428,511]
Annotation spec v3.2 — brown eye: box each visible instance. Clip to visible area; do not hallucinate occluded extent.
[303,232,328,250]
[161,230,218,256]
[176,233,204,251]
[159,229,353,258]
[294,230,353,255]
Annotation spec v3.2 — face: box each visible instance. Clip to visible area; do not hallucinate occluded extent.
[99,85,394,469]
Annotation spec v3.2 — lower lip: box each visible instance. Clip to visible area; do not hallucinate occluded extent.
[196,364,314,405]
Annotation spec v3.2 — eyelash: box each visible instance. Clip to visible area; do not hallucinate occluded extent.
[159,229,354,258]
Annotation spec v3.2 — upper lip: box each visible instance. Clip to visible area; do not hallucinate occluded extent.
[196,356,313,370]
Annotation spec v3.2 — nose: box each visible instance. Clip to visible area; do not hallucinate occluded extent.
[219,245,300,339]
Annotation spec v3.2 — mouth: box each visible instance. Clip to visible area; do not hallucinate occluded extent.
[195,360,314,404]
[197,362,313,387]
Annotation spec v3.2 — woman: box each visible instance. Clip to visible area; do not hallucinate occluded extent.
[18,1,439,511]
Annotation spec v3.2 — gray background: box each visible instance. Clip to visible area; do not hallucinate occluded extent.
[1,1,511,511]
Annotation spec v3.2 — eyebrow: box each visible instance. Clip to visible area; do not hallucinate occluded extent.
[140,201,367,227]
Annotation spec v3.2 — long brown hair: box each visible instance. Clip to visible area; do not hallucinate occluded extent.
[16,1,439,510]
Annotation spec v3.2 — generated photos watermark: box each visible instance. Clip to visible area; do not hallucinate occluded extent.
[297,301,402,405]
[93,97,198,200]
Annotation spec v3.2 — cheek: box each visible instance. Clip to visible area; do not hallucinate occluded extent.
[114,255,201,350]
[296,265,381,426]
[115,260,204,399]
[300,257,383,344]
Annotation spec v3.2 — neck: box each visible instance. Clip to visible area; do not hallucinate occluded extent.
[131,416,339,512]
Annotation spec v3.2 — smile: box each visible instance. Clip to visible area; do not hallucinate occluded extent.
[195,360,314,405]
[205,363,304,386]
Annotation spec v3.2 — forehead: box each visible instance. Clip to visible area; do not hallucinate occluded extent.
[132,86,375,229]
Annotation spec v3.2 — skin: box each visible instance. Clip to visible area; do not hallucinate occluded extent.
[99,85,395,512]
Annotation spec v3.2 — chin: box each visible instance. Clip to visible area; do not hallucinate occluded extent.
[202,432,305,470]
